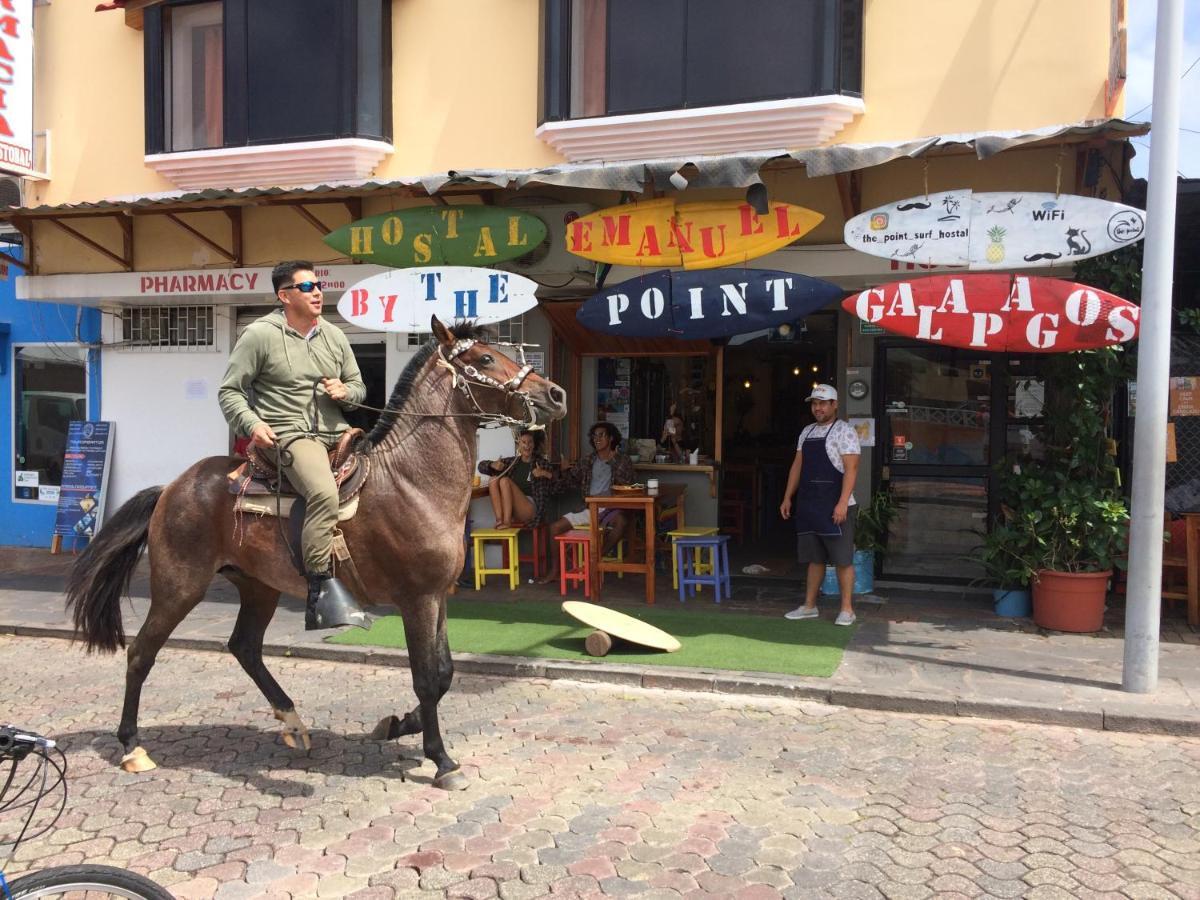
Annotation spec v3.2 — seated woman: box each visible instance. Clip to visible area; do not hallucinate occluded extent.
[536,421,636,583]
[479,429,553,529]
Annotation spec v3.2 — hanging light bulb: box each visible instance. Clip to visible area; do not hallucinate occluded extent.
[743,378,752,390]
[811,365,819,373]
[792,366,801,376]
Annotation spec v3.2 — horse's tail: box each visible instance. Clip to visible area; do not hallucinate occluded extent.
[64,485,164,654]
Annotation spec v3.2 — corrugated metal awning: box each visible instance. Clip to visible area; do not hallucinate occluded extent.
[1,117,1147,219]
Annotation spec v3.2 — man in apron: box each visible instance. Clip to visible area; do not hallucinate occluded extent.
[779,384,862,625]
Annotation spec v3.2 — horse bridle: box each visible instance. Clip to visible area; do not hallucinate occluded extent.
[438,338,540,429]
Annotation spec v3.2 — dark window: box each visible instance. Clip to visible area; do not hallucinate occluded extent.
[542,0,862,122]
[146,0,391,154]
[13,346,88,500]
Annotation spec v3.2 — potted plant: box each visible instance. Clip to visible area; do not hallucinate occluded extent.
[821,487,897,596]
[994,250,1138,632]
[1005,462,1129,631]
[973,521,1038,617]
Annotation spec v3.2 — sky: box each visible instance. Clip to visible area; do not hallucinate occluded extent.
[1125,2,1200,180]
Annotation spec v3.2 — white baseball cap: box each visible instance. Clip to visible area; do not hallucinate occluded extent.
[805,384,837,402]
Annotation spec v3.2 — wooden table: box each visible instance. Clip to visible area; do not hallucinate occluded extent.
[585,483,686,605]
[1165,513,1200,627]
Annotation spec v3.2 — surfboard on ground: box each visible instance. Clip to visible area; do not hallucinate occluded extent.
[562,601,681,653]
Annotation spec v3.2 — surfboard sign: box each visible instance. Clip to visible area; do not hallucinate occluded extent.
[565,198,823,271]
[324,207,548,267]
[844,191,1146,270]
[577,268,843,339]
[337,267,538,331]
[843,274,1140,353]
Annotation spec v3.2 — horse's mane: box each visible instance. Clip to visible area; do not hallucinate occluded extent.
[367,321,495,445]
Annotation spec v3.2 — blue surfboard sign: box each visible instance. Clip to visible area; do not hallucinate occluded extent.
[576,269,844,339]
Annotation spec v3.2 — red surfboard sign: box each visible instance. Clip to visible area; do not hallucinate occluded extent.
[844,275,1139,352]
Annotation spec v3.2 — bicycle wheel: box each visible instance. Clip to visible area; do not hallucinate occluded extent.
[5,864,175,899]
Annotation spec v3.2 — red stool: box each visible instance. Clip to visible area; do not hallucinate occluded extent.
[554,530,592,597]
[499,522,548,580]
[517,522,547,579]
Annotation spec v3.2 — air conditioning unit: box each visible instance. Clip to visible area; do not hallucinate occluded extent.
[0,176,23,235]
[498,202,596,285]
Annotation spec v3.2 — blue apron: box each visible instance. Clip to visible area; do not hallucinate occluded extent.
[795,425,843,537]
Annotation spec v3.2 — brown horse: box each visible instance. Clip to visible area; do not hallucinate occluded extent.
[64,318,567,790]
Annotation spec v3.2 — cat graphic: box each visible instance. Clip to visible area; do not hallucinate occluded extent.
[1066,227,1091,256]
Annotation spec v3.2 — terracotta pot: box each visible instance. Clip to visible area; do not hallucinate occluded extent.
[1032,569,1111,633]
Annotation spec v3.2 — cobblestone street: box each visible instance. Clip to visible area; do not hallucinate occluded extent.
[2,634,1198,899]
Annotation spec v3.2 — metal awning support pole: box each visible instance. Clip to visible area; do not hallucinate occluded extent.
[1123,0,1184,693]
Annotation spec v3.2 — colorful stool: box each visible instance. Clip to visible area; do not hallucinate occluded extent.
[668,525,720,590]
[675,534,732,603]
[514,522,548,579]
[472,527,520,590]
[601,538,625,578]
[555,530,592,597]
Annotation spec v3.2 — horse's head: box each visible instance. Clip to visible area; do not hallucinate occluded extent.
[432,317,568,426]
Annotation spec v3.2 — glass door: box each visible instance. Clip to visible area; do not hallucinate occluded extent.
[878,345,1004,580]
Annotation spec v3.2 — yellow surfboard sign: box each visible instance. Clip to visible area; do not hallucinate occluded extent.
[565,198,823,270]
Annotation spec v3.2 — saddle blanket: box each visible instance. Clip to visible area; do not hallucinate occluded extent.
[234,494,361,521]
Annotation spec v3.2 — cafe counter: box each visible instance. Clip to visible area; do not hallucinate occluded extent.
[633,462,718,525]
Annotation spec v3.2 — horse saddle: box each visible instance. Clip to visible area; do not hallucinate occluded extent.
[226,428,371,519]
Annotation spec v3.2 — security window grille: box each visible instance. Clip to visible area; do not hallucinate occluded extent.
[404,317,523,347]
[405,332,432,347]
[495,315,525,346]
[121,306,216,350]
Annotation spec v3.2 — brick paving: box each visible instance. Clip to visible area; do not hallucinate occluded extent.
[1,545,1199,736]
[2,634,1198,899]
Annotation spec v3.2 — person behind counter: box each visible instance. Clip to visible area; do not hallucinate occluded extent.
[660,402,687,463]
[479,429,552,529]
[536,421,635,584]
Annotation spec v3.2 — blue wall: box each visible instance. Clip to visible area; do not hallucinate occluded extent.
[0,251,101,546]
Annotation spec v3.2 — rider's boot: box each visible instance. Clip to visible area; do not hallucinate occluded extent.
[305,572,370,631]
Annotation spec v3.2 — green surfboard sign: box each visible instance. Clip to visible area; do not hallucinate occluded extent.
[324,207,548,267]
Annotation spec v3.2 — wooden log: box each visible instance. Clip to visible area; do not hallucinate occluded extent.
[585,630,613,657]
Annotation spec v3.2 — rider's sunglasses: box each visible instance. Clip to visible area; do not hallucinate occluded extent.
[281,280,324,293]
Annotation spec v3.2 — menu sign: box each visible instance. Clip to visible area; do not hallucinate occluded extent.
[1169,377,1200,417]
[52,421,114,540]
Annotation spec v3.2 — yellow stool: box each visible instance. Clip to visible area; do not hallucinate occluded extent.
[472,527,520,590]
[601,539,625,578]
[669,526,720,590]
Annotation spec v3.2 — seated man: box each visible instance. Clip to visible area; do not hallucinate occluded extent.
[537,421,635,584]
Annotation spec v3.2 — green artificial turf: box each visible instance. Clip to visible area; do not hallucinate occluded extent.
[329,597,853,678]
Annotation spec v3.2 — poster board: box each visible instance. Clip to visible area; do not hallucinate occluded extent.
[52,421,114,542]
[1169,377,1200,417]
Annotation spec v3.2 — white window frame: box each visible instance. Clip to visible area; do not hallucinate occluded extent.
[165,0,224,153]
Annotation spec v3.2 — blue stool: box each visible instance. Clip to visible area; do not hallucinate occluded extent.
[675,534,732,603]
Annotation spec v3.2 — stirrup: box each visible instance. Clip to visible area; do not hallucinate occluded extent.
[306,574,371,630]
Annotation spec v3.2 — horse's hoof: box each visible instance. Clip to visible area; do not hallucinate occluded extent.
[120,746,157,773]
[434,767,468,791]
[370,715,401,740]
[274,708,312,751]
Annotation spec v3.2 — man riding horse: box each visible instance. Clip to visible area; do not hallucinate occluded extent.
[218,260,370,630]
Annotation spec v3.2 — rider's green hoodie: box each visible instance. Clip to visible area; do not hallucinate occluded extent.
[218,309,366,441]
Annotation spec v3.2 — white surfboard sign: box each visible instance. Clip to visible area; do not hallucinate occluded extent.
[845,191,1146,270]
[337,266,539,331]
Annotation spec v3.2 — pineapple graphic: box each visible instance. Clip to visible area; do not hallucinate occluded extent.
[986,226,1006,263]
